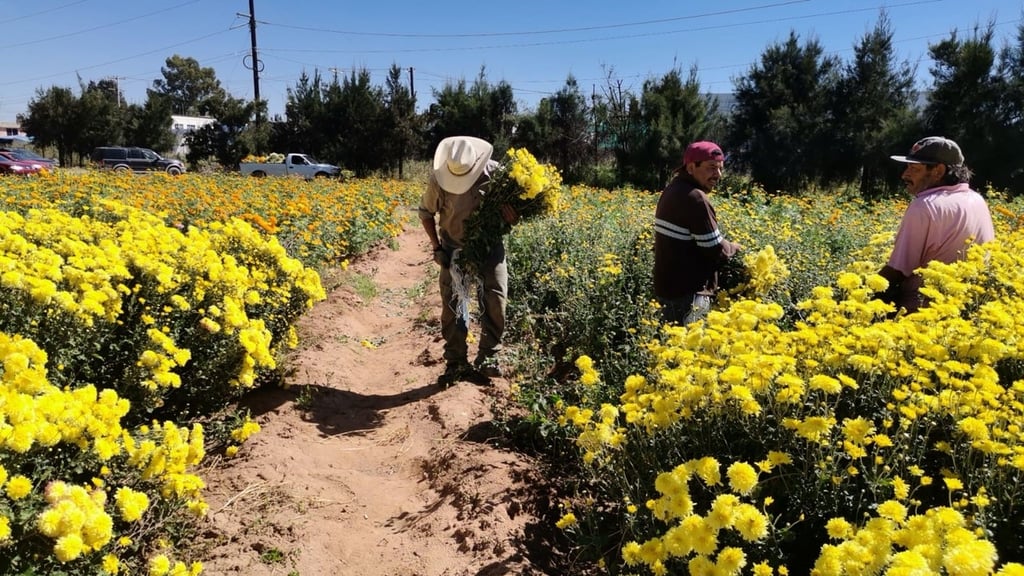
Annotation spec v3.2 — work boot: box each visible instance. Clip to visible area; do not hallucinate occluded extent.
[473,355,503,379]
[438,361,471,388]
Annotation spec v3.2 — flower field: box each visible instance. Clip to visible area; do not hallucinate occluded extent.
[4,167,1024,575]
[504,183,1024,575]
[0,171,417,574]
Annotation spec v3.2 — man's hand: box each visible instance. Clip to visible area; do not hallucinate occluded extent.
[432,247,451,268]
[500,204,519,225]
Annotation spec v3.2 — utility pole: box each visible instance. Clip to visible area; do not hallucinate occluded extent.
[246,0,262,127]
[109,76,125,108]
[592,84,598,163]
[408,67,415,101]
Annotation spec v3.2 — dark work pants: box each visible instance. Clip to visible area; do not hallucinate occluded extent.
[658,294,712,326]
[439,243,507,365]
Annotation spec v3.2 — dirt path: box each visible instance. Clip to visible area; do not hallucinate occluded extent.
[197,215,551,575]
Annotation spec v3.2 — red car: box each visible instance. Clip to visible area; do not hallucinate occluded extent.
[0,154,41,175]
[0,148,58,169]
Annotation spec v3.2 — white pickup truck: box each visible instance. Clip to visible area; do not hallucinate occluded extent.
[239,153,341,179]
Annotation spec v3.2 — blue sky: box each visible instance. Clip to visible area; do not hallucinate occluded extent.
[1,0,1021,123]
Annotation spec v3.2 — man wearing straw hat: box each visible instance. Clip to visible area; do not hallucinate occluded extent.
[419,136,516,386]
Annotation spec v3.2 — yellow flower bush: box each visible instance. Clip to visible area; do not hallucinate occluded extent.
[0,172,414,575]
[557,230,1024,572]
[0,329,210,572]
[4,171,414,269]
[0,197,325,414]
[507,184,1024,573]
[37,481,114,562]
[618,457,773,575]
[506,184,662,404]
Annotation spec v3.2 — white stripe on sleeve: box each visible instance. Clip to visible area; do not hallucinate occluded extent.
[654,218,693,241]
[693,228,723,248]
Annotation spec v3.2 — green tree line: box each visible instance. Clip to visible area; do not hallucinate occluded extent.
[18,15,1024,196]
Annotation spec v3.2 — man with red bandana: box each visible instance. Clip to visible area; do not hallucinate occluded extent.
[654,140,742,325]
[881,136,995,313]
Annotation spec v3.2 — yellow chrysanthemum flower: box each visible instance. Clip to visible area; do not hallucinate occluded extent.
[5,475,32,500]
[556,512,577,529]
[115,487,151,522]
[0,515,11,541]
[726,461,758,495]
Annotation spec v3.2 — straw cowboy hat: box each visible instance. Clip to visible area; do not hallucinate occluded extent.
[433,136,493,195]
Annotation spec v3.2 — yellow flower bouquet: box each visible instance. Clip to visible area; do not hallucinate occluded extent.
[457,148,562,275]
[718,245,790,302]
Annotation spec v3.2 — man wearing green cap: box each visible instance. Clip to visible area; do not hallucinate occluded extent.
[880,136,995,313]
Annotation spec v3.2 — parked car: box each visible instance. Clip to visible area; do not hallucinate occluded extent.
[90,146,185,175]
[0,155,41,176]
[0,150,54,172]
[239,153,340,179]
[0,147,59,168]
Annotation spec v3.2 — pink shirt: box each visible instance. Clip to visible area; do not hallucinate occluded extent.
[887,183,995,275]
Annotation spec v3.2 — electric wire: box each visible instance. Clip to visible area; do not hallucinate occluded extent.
[259,0,813,38]
[0,0,1017,115]
[0,0,91,25]
[259,0,948,56]
[0,0,206,50]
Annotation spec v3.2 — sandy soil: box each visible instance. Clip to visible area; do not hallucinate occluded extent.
[194,214,559,576]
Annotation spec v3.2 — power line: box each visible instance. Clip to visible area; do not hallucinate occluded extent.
[257,0,947,56]
[0,0,91,26]
[0,0,205,50]
[409,15,1021,100]
[1,0,1014,117]
[259,51,396,75]
[0,29,238,88]
[0,53,241,109]
[246,0,1008,107]
[259,0,813,38]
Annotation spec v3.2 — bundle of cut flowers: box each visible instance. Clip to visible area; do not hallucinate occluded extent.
[457,148,562,276]
[240,152,285,163]
[718,245,790,300]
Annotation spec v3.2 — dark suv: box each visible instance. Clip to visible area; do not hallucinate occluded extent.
[91,146,185,175]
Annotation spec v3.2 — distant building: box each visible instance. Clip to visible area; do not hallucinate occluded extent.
[709,93,738,115]
[171,114,216,157]
[0,121,30,142]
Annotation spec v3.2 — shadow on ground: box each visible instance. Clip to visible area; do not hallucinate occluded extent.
[238,381,443,437]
